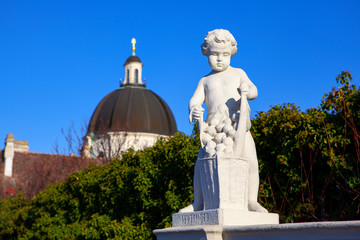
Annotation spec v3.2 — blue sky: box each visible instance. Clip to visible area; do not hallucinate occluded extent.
[1,0,359,154]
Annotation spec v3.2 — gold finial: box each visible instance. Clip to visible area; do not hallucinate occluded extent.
[131,38,136,56]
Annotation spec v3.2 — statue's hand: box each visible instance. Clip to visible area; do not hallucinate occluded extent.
[189,105,204,123]
[239,82,250,97]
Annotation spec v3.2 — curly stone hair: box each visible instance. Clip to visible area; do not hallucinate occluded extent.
[201,29,237,57]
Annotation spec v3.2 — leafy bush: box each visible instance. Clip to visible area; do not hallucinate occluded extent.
[253,71,360,222]
[0,132,199,239]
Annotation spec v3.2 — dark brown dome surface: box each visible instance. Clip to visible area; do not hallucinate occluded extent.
[88,86,177,135]
[124,56,142,65]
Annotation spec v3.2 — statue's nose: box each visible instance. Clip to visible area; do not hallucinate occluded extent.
[217,55,223,61]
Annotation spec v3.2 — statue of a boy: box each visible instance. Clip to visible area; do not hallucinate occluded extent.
[180,29,267,213]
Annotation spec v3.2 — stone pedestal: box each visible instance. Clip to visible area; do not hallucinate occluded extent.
[154,221,360,240]
[173,209,279,227]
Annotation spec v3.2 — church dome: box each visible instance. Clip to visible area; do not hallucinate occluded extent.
[88,85,177,136]
[83,38,177,158]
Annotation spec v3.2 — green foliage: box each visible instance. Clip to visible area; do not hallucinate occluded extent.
[0,132,199,239]
[253,70,360,222]
[0,193,29,239]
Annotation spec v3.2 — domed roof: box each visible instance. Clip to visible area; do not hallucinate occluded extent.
[88,86,177,136]
[124,56,142,65]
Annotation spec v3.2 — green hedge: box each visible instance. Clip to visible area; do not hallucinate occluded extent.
[253,70,360,222]
[1,132,199,239]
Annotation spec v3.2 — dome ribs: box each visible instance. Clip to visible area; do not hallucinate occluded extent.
[99,91,118,132]
[140,89,151,131]
[87,87,177,136]
[111,89,128,131]
[151,90,177,135]
[125,88,133,131]
[88,90,116,134]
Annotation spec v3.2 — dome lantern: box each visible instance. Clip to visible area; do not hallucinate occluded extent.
[122,38,144,86]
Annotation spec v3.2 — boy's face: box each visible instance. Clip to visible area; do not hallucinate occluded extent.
[207,43,231,72]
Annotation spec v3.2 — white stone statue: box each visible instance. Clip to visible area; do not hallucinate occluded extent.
[173,29,278,227]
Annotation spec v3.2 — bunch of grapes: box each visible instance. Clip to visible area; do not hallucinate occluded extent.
[201,112,239,157]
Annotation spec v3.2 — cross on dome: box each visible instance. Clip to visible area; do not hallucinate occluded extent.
[131,38,136,56]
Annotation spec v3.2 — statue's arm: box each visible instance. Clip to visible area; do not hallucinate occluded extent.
[240,70,258,100]
[189,78,206,123]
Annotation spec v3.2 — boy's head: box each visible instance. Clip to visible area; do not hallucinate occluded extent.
[201,29,237,57]
[201,29,237,71]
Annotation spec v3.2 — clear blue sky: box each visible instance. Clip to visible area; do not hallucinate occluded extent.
[1,0,359,154]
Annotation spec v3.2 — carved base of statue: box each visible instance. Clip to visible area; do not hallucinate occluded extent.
[173,209,279,227]
[200,155,249,210]
[173,154,279,227]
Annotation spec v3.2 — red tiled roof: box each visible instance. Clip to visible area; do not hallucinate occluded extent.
[0,150,107,199]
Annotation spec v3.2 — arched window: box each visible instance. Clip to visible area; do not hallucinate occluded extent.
[126,69,129,82]
[135,69,139,83]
